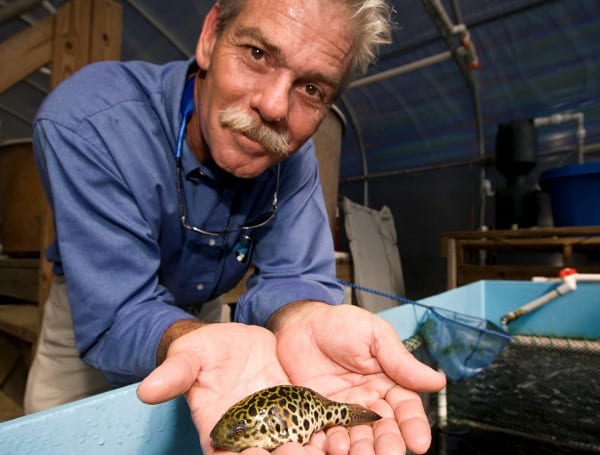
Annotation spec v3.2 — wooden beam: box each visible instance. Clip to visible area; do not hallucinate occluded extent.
[0,15,53,94]
[89,0,123,63]
[49,0,93,88]
[49,0,122,88]
[0,259,39,302]
[0,305,39,344]
[0,0,44,26]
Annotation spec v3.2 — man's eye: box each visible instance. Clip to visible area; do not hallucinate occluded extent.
[304,84,320,97]
[249,47,265,60]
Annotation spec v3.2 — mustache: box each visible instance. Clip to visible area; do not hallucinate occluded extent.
[219,107,289,157]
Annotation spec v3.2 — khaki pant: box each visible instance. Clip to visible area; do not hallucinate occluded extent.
[24,277,110,414]
[24,276,225,414]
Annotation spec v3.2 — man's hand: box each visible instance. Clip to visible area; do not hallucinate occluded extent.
[137,302,446,455]
[137,323,292,453]
[137,322,337,455]
[268,301,447,455]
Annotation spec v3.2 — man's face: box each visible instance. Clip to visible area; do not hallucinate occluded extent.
[195,0,354,178]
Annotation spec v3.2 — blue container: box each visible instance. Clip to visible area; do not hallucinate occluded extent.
[1,281,598,453]
[540,161,600,226]
[379,280,600,340]
[0,385,200,454]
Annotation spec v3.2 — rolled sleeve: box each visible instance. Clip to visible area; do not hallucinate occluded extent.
[236,276,343,327]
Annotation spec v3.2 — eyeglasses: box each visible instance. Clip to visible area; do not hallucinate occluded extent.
[175,159,279,237]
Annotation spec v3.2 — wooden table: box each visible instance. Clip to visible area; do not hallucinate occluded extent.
[442,226,600,289]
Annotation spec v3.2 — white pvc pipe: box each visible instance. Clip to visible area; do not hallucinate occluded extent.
[532,273,600,283]
[501,279,576,326]
[348,51,452,90]
[503,272,600,326]
[534,112,586,163]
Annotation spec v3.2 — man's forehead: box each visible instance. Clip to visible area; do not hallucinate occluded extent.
[226,0,354,79]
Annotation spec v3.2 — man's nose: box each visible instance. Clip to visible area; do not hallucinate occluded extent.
[251,72,291,123]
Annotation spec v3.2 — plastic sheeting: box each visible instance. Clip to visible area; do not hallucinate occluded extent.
[338,0,600,178]
[341,196,405,312]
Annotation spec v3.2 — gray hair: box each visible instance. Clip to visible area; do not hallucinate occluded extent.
[214,0,393,86]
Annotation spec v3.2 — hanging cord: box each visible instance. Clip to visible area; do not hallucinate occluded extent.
[336,280,427,354]
[336,279,430,310]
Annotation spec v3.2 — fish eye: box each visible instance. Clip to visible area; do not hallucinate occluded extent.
[232,424,246,440]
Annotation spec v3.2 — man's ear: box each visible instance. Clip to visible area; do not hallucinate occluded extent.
[196,4,219,71]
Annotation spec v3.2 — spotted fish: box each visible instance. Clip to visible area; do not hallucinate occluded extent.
[210,385,381,452]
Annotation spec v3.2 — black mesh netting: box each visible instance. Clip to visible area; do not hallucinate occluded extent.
[446,336,600,452]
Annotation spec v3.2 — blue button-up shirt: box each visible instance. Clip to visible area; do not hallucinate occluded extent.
[33,59,344,386]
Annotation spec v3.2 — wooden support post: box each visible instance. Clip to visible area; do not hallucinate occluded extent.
[89,0,123,63]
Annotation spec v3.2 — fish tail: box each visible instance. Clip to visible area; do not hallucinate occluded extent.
[345,404,381,425]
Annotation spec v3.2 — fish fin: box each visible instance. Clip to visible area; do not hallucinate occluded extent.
[346,404,382,425]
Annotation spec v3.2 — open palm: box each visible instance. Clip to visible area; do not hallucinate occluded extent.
[271,302,446,455]
[138,322,341,455]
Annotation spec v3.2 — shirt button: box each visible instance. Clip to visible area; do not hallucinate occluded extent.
[208,239,216,246]
[196,283,204,291]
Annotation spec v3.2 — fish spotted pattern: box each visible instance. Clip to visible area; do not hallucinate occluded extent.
[210,385,381,452]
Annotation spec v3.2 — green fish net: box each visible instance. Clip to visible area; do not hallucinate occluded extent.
[418,306,512,382]
[338,280,512,382]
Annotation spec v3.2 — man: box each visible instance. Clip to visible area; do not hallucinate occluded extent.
[26,0,446,453]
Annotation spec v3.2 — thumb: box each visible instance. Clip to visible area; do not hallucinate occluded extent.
[137,351,199,404]
[374,318,446,392]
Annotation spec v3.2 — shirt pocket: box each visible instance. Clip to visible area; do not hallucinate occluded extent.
[176,234,222,304]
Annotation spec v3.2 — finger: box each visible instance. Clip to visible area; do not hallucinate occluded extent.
[241,448,276,455]
[324,426,350,455]
[368,398,405,455]
[137,351,199,404]
[349,424,375,455]
[270,442,316,455]
[386,386,433,455]
[308,430,327,452]
[373,417,406,455]
[372,318,446,392]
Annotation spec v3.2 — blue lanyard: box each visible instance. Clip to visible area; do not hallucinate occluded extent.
[175,75,196,162]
